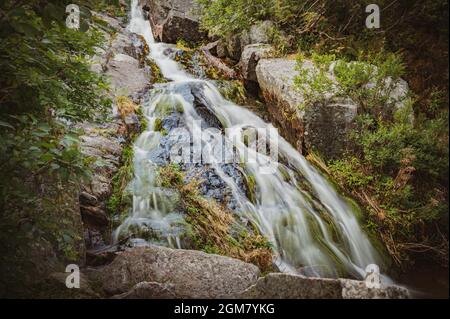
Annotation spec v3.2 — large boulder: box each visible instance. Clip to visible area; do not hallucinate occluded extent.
[256,58,311,152]
[140,0,207,44]
[106,53,152,95]
[239,273,410,299]
[256,58,412,159]
[88,245,260,298]
[256,58,360,158]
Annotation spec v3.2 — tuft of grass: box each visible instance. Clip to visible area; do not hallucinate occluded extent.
[146,58,166,83]
[116,96,138,120]
[159,164,273,272]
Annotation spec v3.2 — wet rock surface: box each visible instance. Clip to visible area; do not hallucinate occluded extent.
[144,81,248,210]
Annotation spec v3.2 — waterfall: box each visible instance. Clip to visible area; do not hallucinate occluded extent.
[115,0,386,281]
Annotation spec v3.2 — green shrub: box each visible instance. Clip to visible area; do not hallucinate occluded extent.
[196,0,273,37]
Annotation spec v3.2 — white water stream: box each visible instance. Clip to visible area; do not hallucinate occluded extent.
[115,0,386,280]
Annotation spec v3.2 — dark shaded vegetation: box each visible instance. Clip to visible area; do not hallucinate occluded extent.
[0,0,127,296]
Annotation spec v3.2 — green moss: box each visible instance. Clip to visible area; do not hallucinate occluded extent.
[107,144,134,228]
[154,118,163,131]
[135,104,148,132]
[244,174,257,204]
[216,80,247,105]
[146,58,166,84]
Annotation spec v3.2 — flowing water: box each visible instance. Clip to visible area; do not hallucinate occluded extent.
[115,0,387,281]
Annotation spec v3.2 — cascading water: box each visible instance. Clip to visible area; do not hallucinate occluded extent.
[115,0,386,281]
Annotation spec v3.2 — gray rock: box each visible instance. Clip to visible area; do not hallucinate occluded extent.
[92,11,125,32]
[256,58,308,152]
[110,32,149,66]
[240,44,273,82]
[106,53,152,95]
[225,34,243,61]
[89,245,260,298]
[111,281,177,299]
[240,273,343,299]
[124,113,141,133]
[223,21,274,61]
[86,174,112,201]
[256,57,412,158]
[340,279,409,299]
[239,273,409,299]
[80,191,99,206]
[256,58,358,158]
[303,99,357,159]
[110,33,134,57]
[80,205,110,229]
[80,135,122,157]
[216,40,228,58]
[140,0,207,44]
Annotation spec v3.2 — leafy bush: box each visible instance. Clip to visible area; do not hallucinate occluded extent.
[196,0,273,37]
[0,1,111,188]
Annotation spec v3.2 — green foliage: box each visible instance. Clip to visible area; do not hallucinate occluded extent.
[295,51,407,117]
[196,0,273,37]
[329,106,448,265]
[0,1,122,292]
[0,1,111,190]
[296,50,447,266]
[154,117,168,136]
[87,0,128,18]
[294,53,336,110]
[107,145,134,226]
[329,157,373,188]
[146,58,166,83]
[216,80,247,105]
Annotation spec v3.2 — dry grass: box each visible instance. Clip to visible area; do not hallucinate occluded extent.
[116,95,139,120]
[159,165,273,273]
